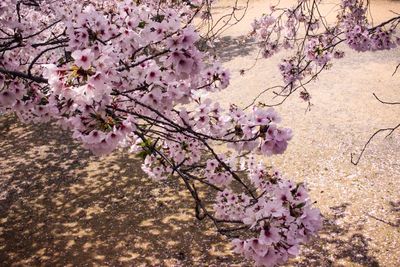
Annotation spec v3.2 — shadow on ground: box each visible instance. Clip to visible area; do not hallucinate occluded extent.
[213,35,257,63]
[0,115,239,266]
[292,203,380,266]
[0,116,384,266]
[389,200,400,227]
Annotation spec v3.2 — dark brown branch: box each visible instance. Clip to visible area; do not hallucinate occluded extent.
[0,67,48,83]
[351,123,400,165]
[373,93,400,105]
[369,15,400,31]
[28,44,67,76]
[392,62,400,76]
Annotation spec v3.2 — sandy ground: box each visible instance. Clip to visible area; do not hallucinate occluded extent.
[1,0,400,266]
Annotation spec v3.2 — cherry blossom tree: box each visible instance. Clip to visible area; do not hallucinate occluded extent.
[0,0,398,266]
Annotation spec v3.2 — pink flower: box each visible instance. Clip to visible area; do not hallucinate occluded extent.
[105,131,122,147]
[145,67,162,84]
[301,207,323,233]
[71,49,94,70]
[206,159,218,172]
[264,201,285,218]
[253,108,271,126]
[175,57,194,75]
[88,72,108,93]
[249,238,269,257]
[0,90,16,107]
[259,226,281,245]
[84,130,105,144]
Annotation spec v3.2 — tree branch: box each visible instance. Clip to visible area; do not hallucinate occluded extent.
[0,68,48,83]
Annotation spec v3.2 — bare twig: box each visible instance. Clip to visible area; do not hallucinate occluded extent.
[351,123,400,165]
[373,93,400,105]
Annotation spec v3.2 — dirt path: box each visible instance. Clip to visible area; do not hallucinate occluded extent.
[1,1,399,266]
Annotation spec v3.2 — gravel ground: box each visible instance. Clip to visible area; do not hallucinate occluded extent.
[0,0,399,266]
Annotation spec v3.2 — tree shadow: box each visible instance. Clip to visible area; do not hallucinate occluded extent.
[0,115,245,266]
[293,203,380,267]
[0,115,92,211]
[388,200,400,227]
[364,200,400,229]
[213,35,257,63]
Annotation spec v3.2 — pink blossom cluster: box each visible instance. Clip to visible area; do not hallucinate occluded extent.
[252,0,399,90]
[340,0,398,52]
[140,103,293,182]
[205,158,234,187]
[251,8,307,60]
[305,36,334,66]
[0,0,224,151]
[226,106,293,155]
[251,6,335,87]
[215,160,322,267]
[278,58,308,86]
[251,14,280,58]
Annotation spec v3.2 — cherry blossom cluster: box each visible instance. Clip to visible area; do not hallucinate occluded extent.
[251,5,338,89]
[205,158,234,187]
[251,0,399,95]
[278,57,308,86]
[137,103,293,183]
[215,160,322,266]
[340,0,398,52]
[305,36,335,66]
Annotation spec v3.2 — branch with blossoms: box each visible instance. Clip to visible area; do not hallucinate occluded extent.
[0,0,322,266]
[250,0,400,102]
[248,0,400,162]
